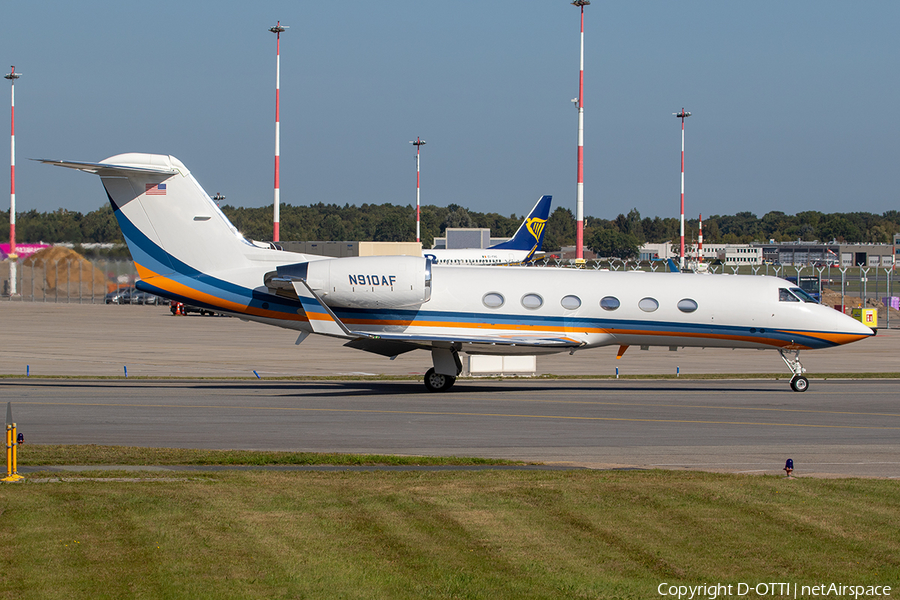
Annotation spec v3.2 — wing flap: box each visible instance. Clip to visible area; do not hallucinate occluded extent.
[349,331,585,348]
[343,338,419,357]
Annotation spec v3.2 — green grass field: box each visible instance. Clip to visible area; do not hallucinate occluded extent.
[15,445,521,467]
[1,448,898,599]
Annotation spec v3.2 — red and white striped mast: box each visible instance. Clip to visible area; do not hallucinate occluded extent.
[572,0,589,260]
[697,213,703,262]
[4,66,20,295]
[674,108,691,270]
[409,137,425,244]
[269,21,288,242]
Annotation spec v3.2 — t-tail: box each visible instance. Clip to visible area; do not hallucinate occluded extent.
[40,153,311,311]
[488,194,551,261]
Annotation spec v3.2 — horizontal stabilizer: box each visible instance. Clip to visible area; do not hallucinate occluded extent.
[37,158,179,176]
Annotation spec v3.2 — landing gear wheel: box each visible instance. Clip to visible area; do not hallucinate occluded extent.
[790,375,809,393]
[424,368,456,392]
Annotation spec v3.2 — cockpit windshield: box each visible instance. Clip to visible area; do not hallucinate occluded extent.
[790,287,819,303]
[779,287,818,303]
[779,288,800,302]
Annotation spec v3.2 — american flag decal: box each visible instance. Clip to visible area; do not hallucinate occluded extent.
[145,183,167,195]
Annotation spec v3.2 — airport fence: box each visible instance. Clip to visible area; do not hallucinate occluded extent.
[1,257,139,304]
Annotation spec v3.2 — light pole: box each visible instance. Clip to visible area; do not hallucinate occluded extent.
[674,109,691,270]
[4,67,20,295]
[409,137,425,244]
[269,21,288,242]
[698,213,703,263]
[572,0,589,261]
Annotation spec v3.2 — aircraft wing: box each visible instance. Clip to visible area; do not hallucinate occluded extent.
[352,332,583,346]
[344,331,584,357]
[343,332,584,357]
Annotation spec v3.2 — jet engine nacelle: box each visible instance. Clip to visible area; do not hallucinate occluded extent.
[277,255,432,309]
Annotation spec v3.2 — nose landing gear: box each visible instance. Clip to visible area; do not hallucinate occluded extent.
[780,349,809,392]
[790,374,809,392]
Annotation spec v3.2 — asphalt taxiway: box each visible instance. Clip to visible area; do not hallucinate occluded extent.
[3,377,898,478]
[1,303,897,477]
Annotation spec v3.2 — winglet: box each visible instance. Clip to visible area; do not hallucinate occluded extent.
[291,279,354,339]
[616,345,629,359]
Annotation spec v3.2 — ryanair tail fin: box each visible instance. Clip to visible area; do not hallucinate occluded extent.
[488,195,551,259]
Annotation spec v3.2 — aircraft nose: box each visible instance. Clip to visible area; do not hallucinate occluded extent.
[837,309,877,337]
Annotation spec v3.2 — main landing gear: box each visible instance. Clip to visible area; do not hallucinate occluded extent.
[424,368,456,392]
[423,347,462,392]
[779,349,809,392]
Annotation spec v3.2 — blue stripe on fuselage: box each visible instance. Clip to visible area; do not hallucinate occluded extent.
[109,197,844,350]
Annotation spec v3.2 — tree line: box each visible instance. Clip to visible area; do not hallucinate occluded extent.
[2,204,898,259]
[583,208,900,258]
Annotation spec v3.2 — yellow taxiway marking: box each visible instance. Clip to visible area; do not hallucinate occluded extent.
[13,401,900,431]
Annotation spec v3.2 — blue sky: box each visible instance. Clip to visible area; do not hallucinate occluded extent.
[2,1,898,222]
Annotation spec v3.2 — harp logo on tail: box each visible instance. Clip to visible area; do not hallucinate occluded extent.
[526,217,546,245]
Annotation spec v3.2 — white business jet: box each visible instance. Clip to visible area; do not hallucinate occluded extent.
[43,154,875,392]
[423,195,551,265]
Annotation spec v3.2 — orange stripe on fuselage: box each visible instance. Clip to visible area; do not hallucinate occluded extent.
[781,330,872,346]
[306,311,339,322]
[348,319,861,350]
[135,263,307,322]
[135,261,867,348]
[347,317,778,346]
[344,318,551,331]
[607,328,810,349]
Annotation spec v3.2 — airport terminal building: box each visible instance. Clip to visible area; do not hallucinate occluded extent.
[639,243,763,265]
[640,241,895,267]
[430,228,511,250]
[755,242,894,267]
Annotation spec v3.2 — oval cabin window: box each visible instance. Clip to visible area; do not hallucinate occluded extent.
[561,295,582,310]
[638,297,659,312]
[600,296,620,311]
[677,298,698,313]
[521,293,543,309]
[482,292,505,308]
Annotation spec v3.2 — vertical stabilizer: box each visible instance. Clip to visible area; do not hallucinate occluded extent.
[43,153,261,280]
[489,195,552,260]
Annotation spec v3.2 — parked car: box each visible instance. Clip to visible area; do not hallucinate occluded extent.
[132,290,164,305]
[105,287,134,304]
